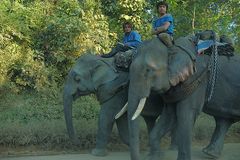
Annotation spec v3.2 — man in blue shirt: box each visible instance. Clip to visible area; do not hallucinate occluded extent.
[152,1,174,47]
[101,22,142,58]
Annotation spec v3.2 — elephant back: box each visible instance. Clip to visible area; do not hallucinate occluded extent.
[204,54,240,119]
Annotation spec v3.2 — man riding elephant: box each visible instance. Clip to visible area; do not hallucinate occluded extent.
[152,1,174,47]
[64,29,236,159]
[117,29,239,160]
[63,53,175,156]
[101,21,142,58]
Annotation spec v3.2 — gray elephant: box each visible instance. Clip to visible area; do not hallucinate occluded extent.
[63,53,171,156]
[122,36,240,160]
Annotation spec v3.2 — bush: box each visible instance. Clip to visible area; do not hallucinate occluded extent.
[0,91,240,150]
[0,0,116,93]
[0,91,100,148]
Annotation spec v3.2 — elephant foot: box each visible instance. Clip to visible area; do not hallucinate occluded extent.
[145,151,164,160]
[202,145,221,159]
[91,148,108,157]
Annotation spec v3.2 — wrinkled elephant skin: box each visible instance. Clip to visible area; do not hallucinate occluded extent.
[127,37,240,160]
[63,54,171,157]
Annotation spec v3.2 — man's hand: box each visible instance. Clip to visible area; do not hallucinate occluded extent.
[151,29,158,35]
[151,26,166,35]
[156,26,167,33]
[152,22,170,35]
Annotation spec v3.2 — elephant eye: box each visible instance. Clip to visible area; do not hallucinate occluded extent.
[146,68,150,72]
[74,75,81,82]
[145,68,154,77]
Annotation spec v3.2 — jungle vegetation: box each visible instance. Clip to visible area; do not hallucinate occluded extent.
[0,0,239,150]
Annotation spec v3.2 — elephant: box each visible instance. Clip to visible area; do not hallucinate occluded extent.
[63,53,175,156]
[121,35,240,160]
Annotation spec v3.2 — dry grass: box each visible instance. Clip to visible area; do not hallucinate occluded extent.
[0,91,239,153]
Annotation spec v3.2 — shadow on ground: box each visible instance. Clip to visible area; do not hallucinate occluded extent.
[1,143,240,160]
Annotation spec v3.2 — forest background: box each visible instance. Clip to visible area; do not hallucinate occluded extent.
[0,0,239,152]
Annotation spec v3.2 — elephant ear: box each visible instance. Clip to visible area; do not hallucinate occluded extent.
[97,72,128,104]
[91,60,118,88]
[168,46,196,86]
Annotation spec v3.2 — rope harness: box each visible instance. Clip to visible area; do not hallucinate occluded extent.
[206,31,218,102]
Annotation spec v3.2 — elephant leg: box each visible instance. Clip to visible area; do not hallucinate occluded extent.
[142,115,158,153]
[176,106,197,160]
[116,112,129,146]
[202,117,233,158]
[175,86,205,160]
[143,115,158,136]
[169,125,178,150]
[91,102,114,156]
[147,104,176,160]
[92,90,128,156]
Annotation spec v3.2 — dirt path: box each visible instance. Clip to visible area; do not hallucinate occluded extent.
[1,143,240,160]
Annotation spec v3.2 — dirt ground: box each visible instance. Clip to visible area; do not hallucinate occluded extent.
[1,143,240,160]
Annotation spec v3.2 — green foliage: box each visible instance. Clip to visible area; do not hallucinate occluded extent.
[101,0,152,40]
[0,1,54,91]
[0,0,116,93]
[169,0,240,42]
[0,0,239,93]
[0,91,99,123]
[0,91,101,148]
[0,92,239,148]
[76,0,117,54]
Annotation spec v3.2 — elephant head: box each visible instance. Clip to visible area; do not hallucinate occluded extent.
[126,37,196,160]
[63,54,120,144]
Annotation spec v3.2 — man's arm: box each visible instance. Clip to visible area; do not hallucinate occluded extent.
[124,32,141,48]
[125,41,141,48]
[151,22,170,35]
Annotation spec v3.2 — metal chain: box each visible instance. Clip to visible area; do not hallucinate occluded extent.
[206,33,218,102]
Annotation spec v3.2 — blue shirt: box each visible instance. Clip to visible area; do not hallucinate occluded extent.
[123,31,142,48]
[152,14,174,35]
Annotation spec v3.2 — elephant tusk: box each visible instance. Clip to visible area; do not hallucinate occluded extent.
[131,98,147,120]
[115,102,128,119]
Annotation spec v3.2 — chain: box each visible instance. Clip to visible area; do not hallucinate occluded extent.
[206,32,218,102]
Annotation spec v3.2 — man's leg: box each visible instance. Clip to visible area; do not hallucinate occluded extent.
[101,43,130,58]
[158,33,173,47]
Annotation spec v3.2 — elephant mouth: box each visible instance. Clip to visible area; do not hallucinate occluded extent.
[73,90,91,100]
[152,87,168,95]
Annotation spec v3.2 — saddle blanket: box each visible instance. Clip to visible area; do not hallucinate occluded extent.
[197,40,228,55]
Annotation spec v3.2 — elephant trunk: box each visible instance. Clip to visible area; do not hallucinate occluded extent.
[128,82,149,160]
[128,93,141,160]
[127,73,151,160]
[63,85,79,145]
